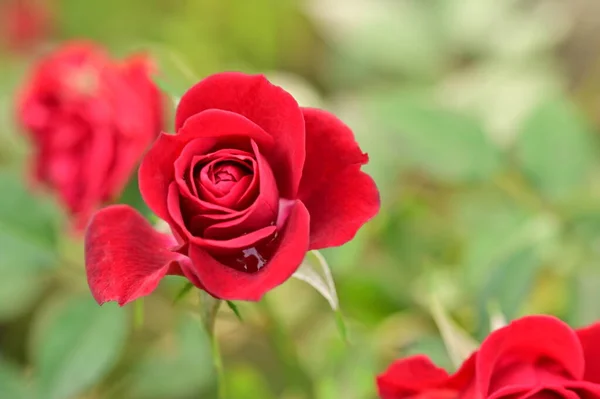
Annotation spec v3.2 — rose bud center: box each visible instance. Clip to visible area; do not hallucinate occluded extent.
[212,162,247,194]
[194,155,255,204]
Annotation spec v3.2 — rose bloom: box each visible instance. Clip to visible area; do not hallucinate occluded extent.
[85,72,380,303]
[377,315,600,399]
[18,41,163,229]
[0,0,51,52]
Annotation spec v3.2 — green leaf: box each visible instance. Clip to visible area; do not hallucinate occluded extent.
[226,365,275,399]
[315,0,447,81]
[430,296,478,368]
[34,297,129,399]
[0,270,45,322]
[172,282,194,305]
[0,170,59,270]
[477,247,541,327]
[487,302,508,331]
[226,301,243,322]
[292,251,348,343]
[134,299,144,329]
[569,267,600,327]
[198,291,221,333]
[139,43,198,101]
[0,171,58,320]
[453,190,558,333]
[0,358,31,399]
[515,97,597,202]
[128,316,214,399]
[293,251,339,310]
[371,96,502,183]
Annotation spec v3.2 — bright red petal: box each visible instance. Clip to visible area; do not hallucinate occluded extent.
[376,353,476,399]
[298,108,379,250]
[476,315,585,398]
[84,205,186,306]
[577,323,600,384]
[139,132,187,222]
[377,355,450,399]
[177,108,274,150]
[140,109,275,222]
[175,72,305,198]
[184,200,310,300]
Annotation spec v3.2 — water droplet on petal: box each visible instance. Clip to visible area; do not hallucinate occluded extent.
[242,247,267,270]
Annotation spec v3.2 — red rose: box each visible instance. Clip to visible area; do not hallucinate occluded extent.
[18,42,163,229]
[377,354,476,399]
[0,0,51,52]
[377,316,600,399]
[85,72,379,303]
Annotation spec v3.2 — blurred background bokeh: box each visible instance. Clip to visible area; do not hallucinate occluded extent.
[2,0,600,398]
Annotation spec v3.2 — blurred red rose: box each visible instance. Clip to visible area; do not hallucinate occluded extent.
[377,354,476,399]
[377,315,600,399]
[18,41,163,230]
[0,0,51,52]
[85,72,380,303]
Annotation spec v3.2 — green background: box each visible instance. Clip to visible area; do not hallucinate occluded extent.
[2,0,600,398]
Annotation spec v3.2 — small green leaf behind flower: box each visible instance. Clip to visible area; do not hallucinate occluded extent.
[292,250,349,344]
[173,282,195,305]
[226,301,243,322]
[429,296,478,369]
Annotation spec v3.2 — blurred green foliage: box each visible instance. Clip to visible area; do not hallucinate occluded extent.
[2,0,600,398]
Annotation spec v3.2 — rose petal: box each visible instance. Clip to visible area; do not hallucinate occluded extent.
[568,381,600,399]
[140,109,272,222]
[184,200,310,300]
[377,353,476,399]
[73,126,115,229]
[175,72,305,198]
[177,108,274,151]
[202,140,278,240]
[376,355,450,399]
[166,181,266,251]
[177,148,255,208]
[297,108,379,249]
[576,323,600,384]
[476,316,585,398]
[192,225,277,255]
[173,139,222,199]
[84,205,186,306]
[139,132,188,222]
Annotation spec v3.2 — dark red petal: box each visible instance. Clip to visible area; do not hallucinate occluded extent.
[173,139,221,200]
[298,108,379,250]
[184,200,310,300]
[192,225,277,255]
[175,72,305,198]
[139,132,188,222]
[576,323,600,384]
[476,315,585,398]
[203,175,253,209]
[177,148,255,209]
[140,109,269,222]
[84,205,186,306]
[569,381,600,399]
[202,140,278,240]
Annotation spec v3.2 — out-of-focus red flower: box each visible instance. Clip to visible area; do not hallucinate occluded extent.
[17,41,163,230]
[0,0,51,52]
[377,315,600,399]
[377,354,476,399]
[84,72,380,304]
